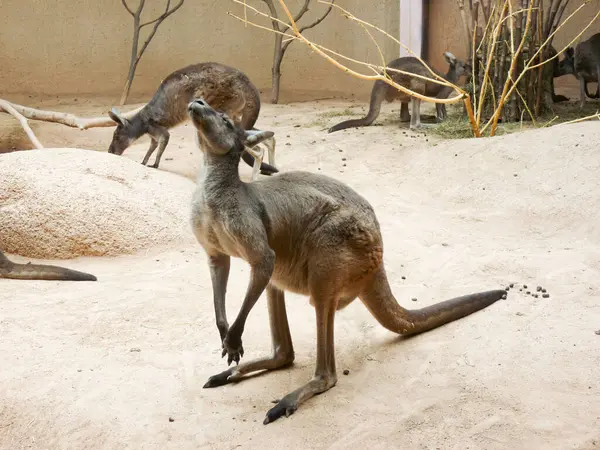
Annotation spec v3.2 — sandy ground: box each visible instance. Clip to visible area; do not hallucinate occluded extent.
[1,95,600,450]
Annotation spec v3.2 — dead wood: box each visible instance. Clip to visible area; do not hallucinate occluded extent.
[120,0,185,105]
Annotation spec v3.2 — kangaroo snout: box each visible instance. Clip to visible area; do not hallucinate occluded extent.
[188,99,209,115]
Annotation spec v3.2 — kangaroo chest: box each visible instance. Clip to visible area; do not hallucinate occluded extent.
[190,181,249,259]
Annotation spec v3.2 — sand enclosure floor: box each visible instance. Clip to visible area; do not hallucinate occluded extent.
[1,98,600,449]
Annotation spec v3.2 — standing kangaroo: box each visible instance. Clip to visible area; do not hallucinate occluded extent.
[107,62,277,177]
[0,249,96,281]
[328,52,471,132]
[558,33,600,107]
[548,46,570,103]
[187,99,505,424]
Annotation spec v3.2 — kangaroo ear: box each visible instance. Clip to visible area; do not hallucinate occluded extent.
[108,108,128,126]
[244,130,275,147]
[443,51,457,65]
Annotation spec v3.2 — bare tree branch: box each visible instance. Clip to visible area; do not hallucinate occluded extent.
[120,0,185,105]
[281,0,334,53]
[140,0,184,28]
[293,0,310,23]
[0,99,44,149]
[0,99,144,130]
[262,0,281,31]
[249,0,335,103]
[121,0,135,16]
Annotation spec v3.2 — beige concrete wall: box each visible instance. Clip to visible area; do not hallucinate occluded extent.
[0,0,400,103]
[427,1,600,77]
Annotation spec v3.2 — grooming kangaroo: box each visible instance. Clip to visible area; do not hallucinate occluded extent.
[328,52,471,132]
[107,62,277,178]
[188,99,505,424]
[0,249,96,281]
[558,33,600,107]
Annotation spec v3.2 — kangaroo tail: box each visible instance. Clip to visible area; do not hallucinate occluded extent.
[328,81,387,133]
[0,251,97,281]
[360,267,504,336]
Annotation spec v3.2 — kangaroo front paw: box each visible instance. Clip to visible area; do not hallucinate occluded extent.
[222,333,244,366]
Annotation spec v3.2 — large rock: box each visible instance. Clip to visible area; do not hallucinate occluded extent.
[0,148,196,259]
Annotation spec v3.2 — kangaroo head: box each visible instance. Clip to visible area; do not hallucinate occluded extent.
[107,108,137,156]
[557,47,576,76]
[187,99,273,156]
[443,52,472,80]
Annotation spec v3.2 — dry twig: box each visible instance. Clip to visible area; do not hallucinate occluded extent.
[229,0,478,134]
[0,100,144,130]
[255,0,335,103]
[0,99,44,149]
[120,0,185,105]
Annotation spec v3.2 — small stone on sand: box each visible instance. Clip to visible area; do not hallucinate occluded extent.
[343,369,350,375]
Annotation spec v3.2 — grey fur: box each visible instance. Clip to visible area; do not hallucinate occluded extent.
[0,249,96,281]
[558,33,600,107]
[548,45,570,103]
[328,52,471,132]
[107,62,277,176]
[188,99,505,424]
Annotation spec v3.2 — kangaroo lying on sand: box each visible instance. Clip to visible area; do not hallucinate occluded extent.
[558,33,600,107]
[0,249,96,281]
[329,52,471,132]
[108,62,277,178]
[187,99,506,424]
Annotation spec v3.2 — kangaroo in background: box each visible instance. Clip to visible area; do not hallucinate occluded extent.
[187,98,506,425]
[548,46,570,103]
[558,33,600,107]
[0,249,96,281]
[328,52,471,132]
[107,62,278,177]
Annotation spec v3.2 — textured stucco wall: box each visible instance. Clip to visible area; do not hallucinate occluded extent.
[0,0,400,102]
[427,1,600,79]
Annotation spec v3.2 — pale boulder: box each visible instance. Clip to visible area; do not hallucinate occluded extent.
[0,148,196,259]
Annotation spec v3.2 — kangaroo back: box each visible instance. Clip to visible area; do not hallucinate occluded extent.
[108,62,277,174]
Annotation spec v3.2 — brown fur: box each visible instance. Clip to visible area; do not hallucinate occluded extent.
[107,62,277,175]
[329,52,471,132]
[187,99,505,425]
[0,249,96,281]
